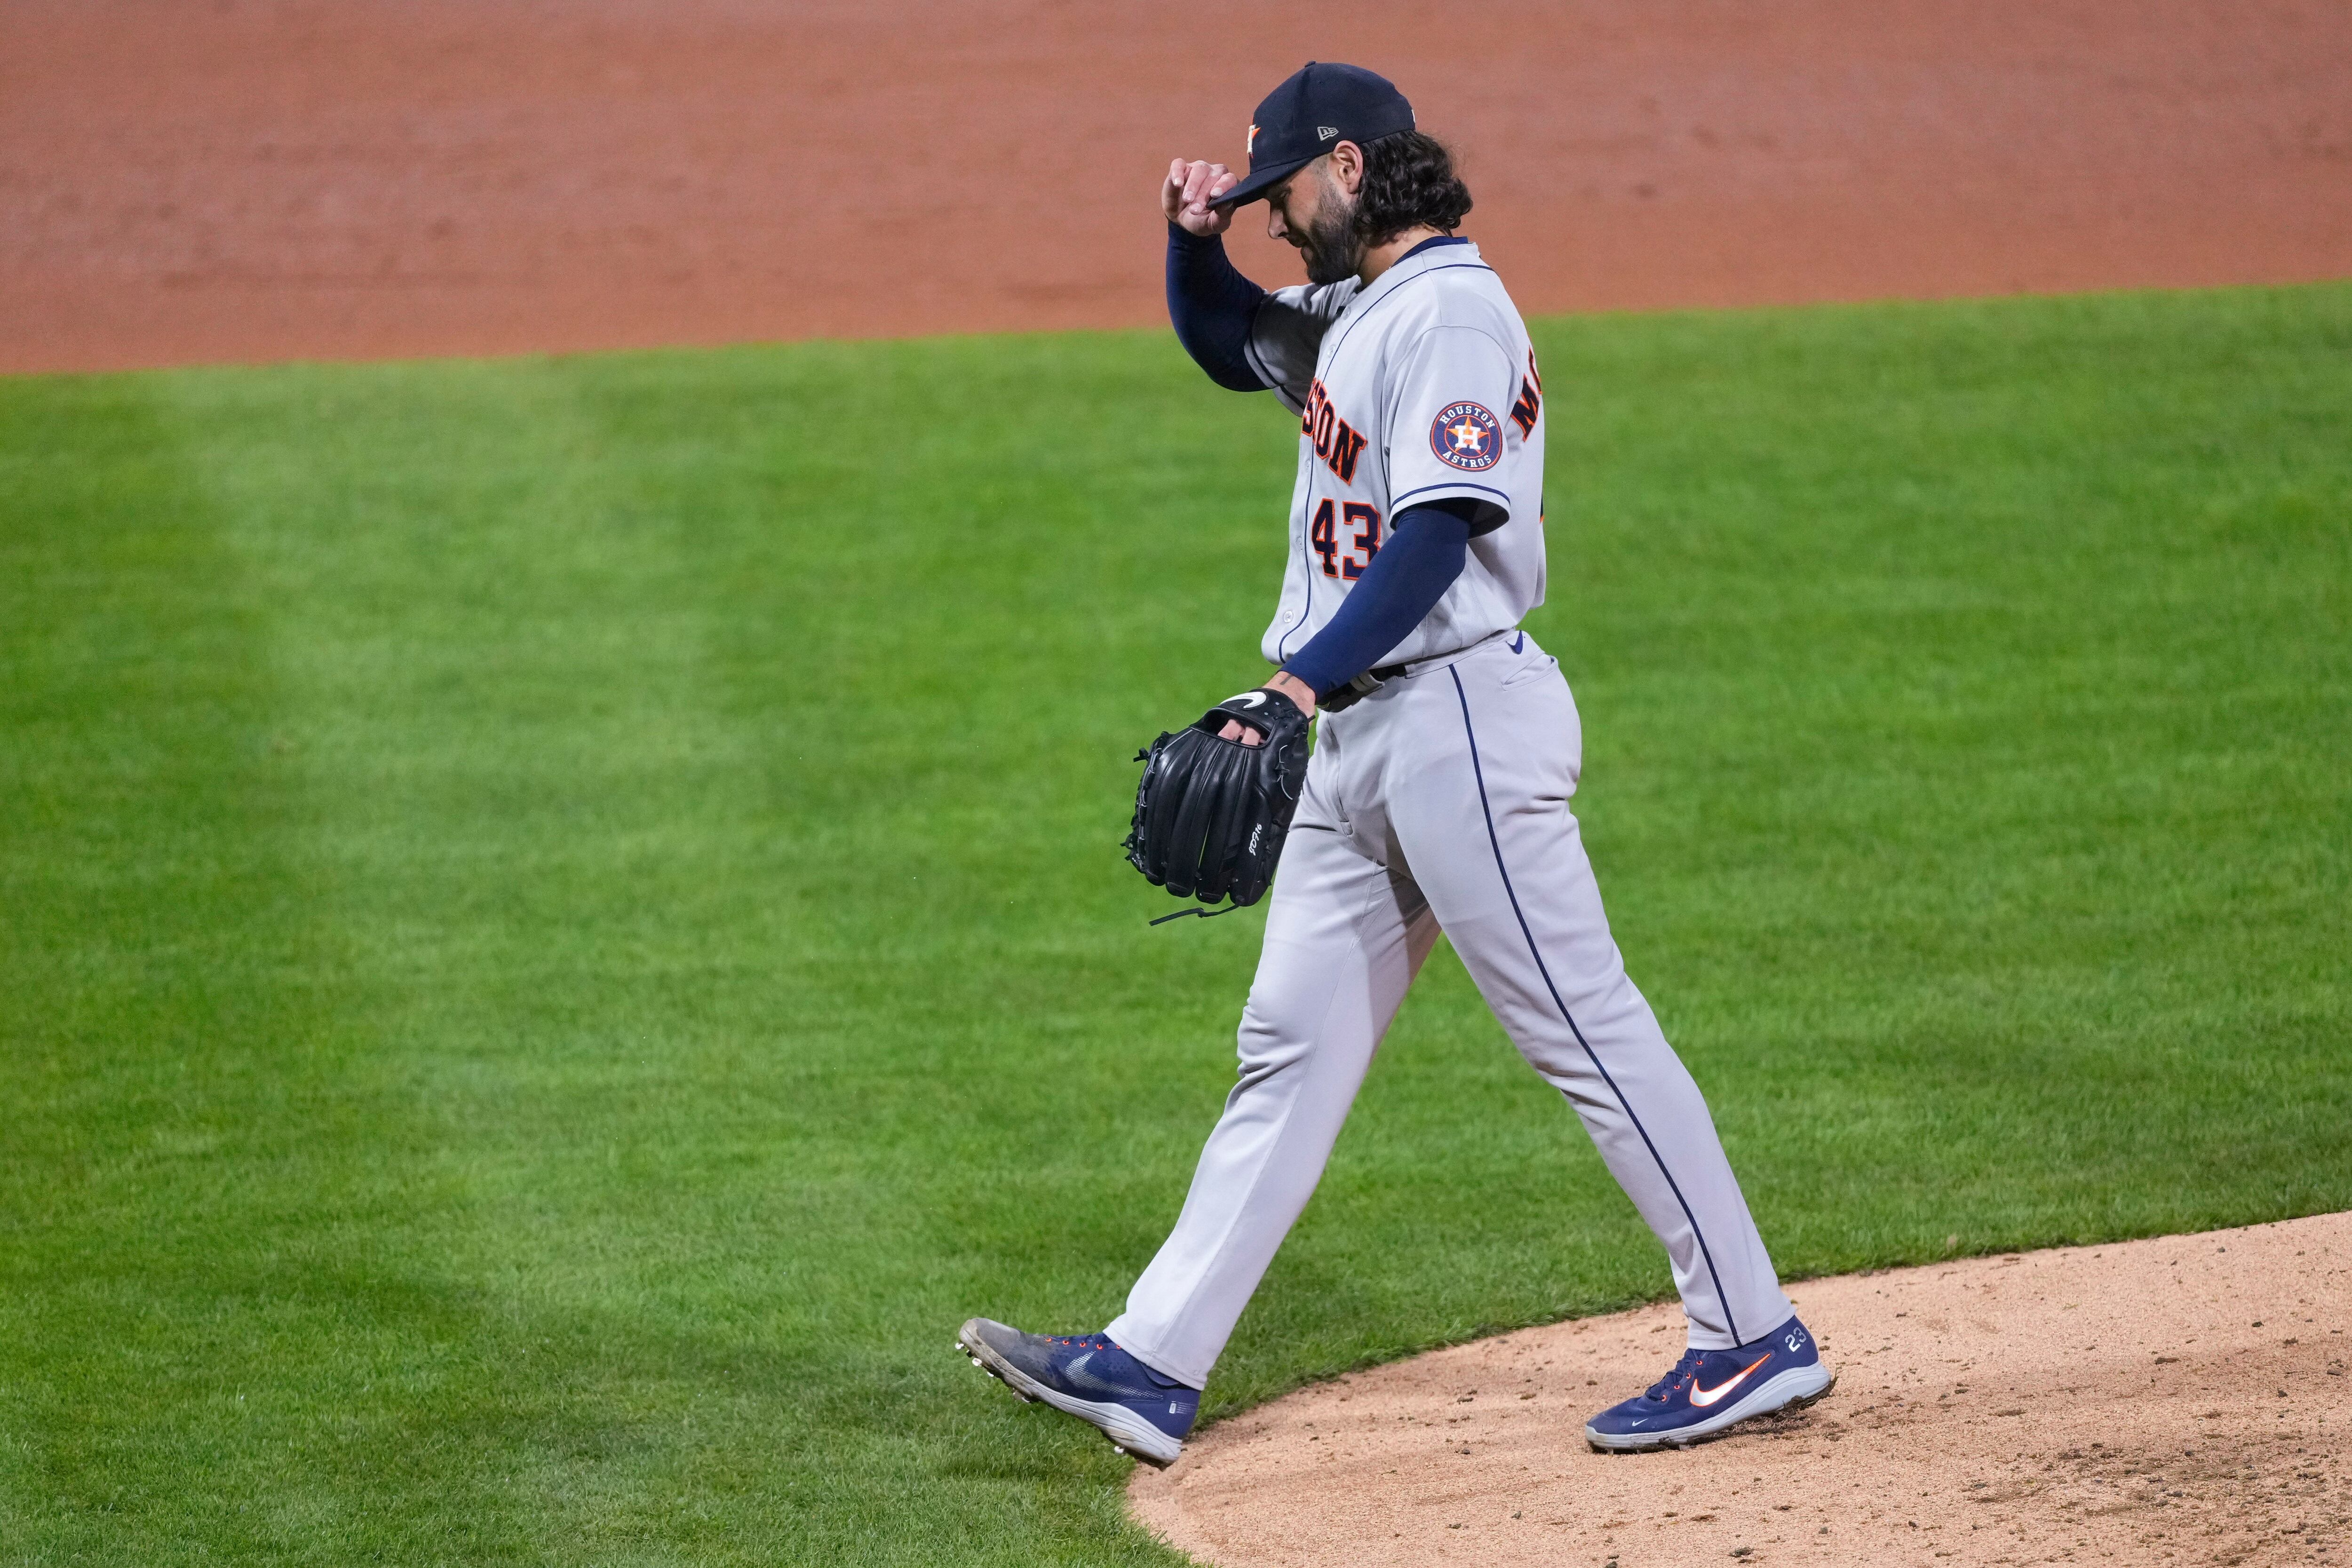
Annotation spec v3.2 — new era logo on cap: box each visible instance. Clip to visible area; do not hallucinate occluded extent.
[1318,125,1337,140]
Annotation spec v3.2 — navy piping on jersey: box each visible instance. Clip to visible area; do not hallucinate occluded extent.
[1392,479,1512,512]
[1277,508,1316,662]
[1397,234,1473,262]
[1446,665,1744,1346]
[1320,262,1498,369]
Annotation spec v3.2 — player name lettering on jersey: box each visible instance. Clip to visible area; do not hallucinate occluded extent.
[1509,348,1543,438]
[1299,379,1368,485]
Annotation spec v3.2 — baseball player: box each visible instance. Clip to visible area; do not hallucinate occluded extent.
[960,62,1832,1464]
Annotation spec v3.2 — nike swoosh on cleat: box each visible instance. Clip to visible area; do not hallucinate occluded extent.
[1058,1353,1141,1401]
[1688,1354,1773,1408]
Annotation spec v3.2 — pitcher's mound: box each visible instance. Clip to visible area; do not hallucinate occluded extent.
[1129,1213,2350,1567]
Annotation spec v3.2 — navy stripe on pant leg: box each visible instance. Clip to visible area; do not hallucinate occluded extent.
[1447,666,1743,1345]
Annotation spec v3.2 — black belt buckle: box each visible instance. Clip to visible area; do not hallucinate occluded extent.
[1322,664,1405,715]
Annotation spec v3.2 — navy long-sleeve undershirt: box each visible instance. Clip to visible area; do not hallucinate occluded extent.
[1279,501,1479,701]
[1166,224,1269,391]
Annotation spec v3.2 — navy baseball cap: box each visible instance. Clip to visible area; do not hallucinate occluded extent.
[1210,62,1417,210]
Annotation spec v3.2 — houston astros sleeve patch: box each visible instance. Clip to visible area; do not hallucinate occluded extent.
[1429,401,1502,471]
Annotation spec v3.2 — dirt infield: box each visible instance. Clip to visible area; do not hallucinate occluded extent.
[1129,1214,2352,1568]
[5,0,2350,373]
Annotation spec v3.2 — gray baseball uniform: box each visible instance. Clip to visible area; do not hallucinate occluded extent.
[1106,240,1792,1390]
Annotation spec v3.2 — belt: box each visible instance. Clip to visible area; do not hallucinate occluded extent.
[1327,628,1518,713]
[1371,626,1518,682]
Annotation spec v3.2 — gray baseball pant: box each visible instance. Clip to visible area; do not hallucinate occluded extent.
[1106,633,1791,1389]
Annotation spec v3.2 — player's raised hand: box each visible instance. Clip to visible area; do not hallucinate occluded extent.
[1165,158,1239,237]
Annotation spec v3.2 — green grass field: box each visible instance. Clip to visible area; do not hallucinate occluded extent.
[2,283,2347,1565]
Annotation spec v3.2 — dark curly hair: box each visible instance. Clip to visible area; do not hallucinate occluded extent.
[1352,130,1473,247]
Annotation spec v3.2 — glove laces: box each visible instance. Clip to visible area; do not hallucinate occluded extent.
[1149,904,1244,927]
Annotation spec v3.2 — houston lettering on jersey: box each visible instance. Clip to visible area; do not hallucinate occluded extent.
[1300,379,1368,485]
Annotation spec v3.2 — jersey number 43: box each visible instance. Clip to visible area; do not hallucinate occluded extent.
[1309,499,1382,580]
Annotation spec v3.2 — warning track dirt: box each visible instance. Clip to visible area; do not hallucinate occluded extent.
[5,0,2350,373]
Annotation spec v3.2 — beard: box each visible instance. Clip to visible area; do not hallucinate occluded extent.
[1295,177,1364,286]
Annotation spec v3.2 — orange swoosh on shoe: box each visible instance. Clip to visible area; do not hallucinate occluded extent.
[1688,1354,1774,1408]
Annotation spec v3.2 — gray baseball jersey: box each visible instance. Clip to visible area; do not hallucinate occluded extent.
[1241,238,1547,669]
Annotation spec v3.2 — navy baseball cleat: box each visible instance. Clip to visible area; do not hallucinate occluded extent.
[1585,1315,1835,1452]
[956,1319,1200,1466]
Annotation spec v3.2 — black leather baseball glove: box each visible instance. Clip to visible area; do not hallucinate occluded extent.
[1124,688,1311,913]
